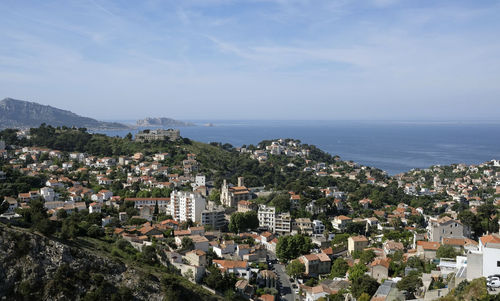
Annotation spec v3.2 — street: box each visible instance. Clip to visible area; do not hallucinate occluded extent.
[267,252,296,301]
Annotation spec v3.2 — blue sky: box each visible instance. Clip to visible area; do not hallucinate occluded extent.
[0,0,499,120]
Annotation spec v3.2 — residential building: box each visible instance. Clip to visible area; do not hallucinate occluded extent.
[238,200,257,213]
[312,220,325,235]
[125,197,170,210]
[416,241,440,259]
[369,258,390,282]
[427,216,470,242]
[332,215,352,231]
[347,235,369,255]
[201,205,226,229]
[274,212,291,234]
[293,218,313,235]
[169,191,206,223]
[212,260,250,280]
[258,205,275,231]
[185,249,207,267]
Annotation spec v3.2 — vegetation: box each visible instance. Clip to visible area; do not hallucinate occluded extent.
[276,234,313,262]
[228,211,259,233]
[286,259,305,279]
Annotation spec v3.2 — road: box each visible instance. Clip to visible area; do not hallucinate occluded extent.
[267,252,296,301]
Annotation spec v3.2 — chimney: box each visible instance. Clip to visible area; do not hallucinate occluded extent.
[238,177,244,187]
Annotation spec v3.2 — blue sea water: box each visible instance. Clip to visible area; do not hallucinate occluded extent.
[95,120,500,175]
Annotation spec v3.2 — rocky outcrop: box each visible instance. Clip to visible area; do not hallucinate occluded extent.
[0,226,163,300]
[136,117,194,127]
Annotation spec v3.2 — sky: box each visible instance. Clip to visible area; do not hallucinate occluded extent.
[0,0,499,120]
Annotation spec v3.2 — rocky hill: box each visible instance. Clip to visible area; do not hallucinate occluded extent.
[136,117,194,127]
[0,98,129,129]
[0,225,218,300]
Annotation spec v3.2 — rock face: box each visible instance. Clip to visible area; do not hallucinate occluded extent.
[0,226,163,300]
[0,98,129,129]
[136,117,194,127]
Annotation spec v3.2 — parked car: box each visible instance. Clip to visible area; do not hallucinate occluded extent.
[488,279,500,288]
[488,274,500,279]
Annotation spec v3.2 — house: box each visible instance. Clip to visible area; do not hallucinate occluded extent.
[237,200,257,213]
[212,260,250,280]
[442,237,478,252]
[332,215,352,231]
[383,240,404,255]
[369,258,390,282]
[185,249,207,266]
[416,241,440,259]
[89,202,102,214]
[102,216,112,227]
[188,235,209,252]
[479,234,500,277]
[40,187,56,202]
[235,279,254,299]
[348,235,369,255]
[300,280,349,301]
[312,220,325,235]
[427,216,470,242]
[300,254,320,276]
[293,218,313,235]
[359,198,373,209]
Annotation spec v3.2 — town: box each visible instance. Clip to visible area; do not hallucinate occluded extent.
[1,125,500,301]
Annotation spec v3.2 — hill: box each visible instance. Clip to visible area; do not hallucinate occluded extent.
[0,98,129,129]
[0,224,220,300]
[136,117,194,127]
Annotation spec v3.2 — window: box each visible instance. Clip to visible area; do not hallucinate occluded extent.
[497,261,500,267]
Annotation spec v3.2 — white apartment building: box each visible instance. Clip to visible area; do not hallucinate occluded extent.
[258,205,276,231]
[169,191,206,223]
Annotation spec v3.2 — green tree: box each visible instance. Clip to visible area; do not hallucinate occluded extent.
[87,224,104,238]
[397,271,423,299]
[351,275,379,299]
[348,263,368,282]
[436,245,458,259]
[286,259,305,279]
[276,234,312,262]
[228,211,259,233]
[181,237,194,251]
[330,257,349,278]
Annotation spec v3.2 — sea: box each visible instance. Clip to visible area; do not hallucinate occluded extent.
[94,120,500,176]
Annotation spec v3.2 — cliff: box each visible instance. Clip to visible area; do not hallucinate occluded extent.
[0,98,129,129]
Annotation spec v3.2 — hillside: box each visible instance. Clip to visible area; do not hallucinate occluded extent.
[0,98,129,129]
[0,225,219,300]
[136,117,194,127]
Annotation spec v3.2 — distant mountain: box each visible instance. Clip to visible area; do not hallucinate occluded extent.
[0,98,129,129]
[136,117,195,127]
